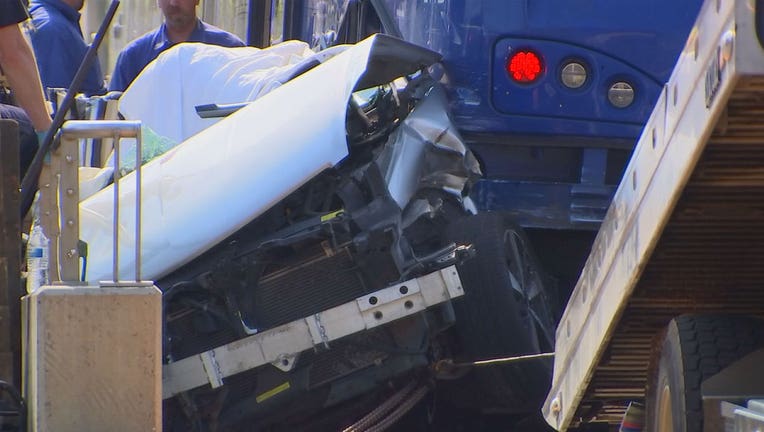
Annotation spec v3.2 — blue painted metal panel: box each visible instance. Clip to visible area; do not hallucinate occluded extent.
[490,39,661,126]
[278,0,703,229]
[382,0,700,138]
[472,179,615,229]
[368,0,702,229]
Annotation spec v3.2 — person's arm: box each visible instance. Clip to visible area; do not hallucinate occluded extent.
[0,23,51,132]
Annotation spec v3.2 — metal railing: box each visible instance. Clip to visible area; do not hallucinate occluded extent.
[41,120,143,284]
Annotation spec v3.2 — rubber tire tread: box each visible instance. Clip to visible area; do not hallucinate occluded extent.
[646,314,764,432]
[444,212,552,413]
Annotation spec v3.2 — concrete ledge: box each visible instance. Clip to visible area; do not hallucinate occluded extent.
[23,284,161,432]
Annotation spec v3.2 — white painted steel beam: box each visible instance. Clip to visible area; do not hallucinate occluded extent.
[162,266,463,399]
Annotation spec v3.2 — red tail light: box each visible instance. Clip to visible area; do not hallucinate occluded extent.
[507,50,543,83]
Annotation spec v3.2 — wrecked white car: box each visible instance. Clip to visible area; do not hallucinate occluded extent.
[76,35,553,431]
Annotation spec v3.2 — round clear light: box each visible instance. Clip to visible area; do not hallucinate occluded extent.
[608,81,635,108]
[560,62,587,89]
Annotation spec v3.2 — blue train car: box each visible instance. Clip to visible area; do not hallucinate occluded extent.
[270,0,702,230]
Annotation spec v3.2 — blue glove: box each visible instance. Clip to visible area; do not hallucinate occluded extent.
[35,130,51,163]
[35,130,48,146]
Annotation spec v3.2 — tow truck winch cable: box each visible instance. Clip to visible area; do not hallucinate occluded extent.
[437,352,555,369]
[19,0,120,219]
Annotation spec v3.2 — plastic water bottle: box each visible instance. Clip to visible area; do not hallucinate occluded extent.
[26,222,49,293]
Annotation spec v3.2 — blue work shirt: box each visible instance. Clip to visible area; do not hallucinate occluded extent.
[28,0,106,96]
[108,20,246,92]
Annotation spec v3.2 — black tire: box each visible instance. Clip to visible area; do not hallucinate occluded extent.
[443,211,556,413]
[646,314,764,432]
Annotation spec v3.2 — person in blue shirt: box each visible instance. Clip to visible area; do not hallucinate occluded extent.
[108,0,245,92]
[27,0,107,96]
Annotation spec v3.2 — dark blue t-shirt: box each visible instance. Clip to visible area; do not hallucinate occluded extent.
[0,0,28,27]
[28,0,106,96]
[109,20,246,92]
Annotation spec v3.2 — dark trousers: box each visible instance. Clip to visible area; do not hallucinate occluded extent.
[0,103,39,178]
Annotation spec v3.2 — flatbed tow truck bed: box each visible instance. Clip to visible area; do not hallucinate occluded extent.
[543,0,764,428]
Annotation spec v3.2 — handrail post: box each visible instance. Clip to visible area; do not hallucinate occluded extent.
[44,120,142,284]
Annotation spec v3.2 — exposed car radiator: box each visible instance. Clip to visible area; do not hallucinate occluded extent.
[253,246,369,330]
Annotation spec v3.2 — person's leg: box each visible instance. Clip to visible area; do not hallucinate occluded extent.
[0,103,39,178]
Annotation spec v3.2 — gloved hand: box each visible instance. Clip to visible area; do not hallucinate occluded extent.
[35,130,51,164]
[36,130,47,147]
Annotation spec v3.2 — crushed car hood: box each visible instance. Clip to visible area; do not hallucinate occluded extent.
[79,34,442,282]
